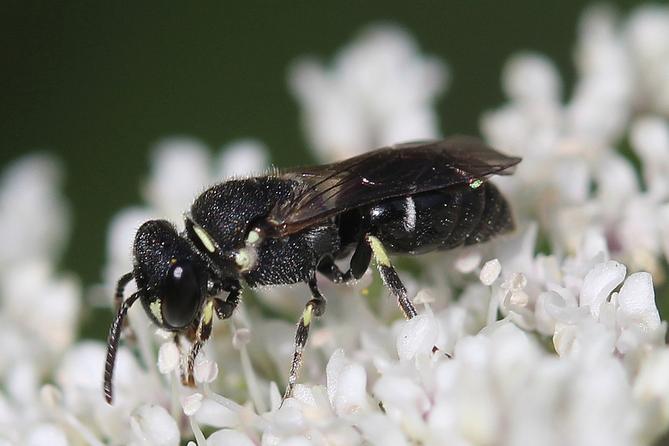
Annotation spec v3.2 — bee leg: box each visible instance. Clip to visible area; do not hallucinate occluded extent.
[317,240,372,284]
[366,234,417,319]
[183,299,215,387]
[282,275,326,402]
[316,256,345,282]
[346,239,373,281]
[114,272,136,340]
[173,331,188,380]
[214,287,241,320]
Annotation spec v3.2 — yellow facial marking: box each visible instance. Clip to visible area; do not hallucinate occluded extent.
[470,178,483,189]
[193,225,216,253]
[367,235,391,267]
[150,299,163,323]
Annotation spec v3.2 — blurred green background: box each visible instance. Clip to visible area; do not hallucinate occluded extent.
[0,0,645,286]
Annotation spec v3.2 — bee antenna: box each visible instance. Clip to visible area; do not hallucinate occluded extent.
[115,271,134,302]
[103,289,140,404]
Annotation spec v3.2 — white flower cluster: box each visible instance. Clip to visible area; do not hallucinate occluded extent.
[481,5,669,279]
[2,4,669,446]
[0,156,81,444]
[289,24,448,161]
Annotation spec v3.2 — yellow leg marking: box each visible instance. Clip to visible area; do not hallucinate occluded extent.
[302,303,314,327]
[197,299,214,338]
[149,299,163,323]
[186,300,215,387]
[202,300,214,325]
[367,235,391,267]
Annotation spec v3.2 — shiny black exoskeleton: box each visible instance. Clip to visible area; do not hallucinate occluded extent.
[104,136,520,403]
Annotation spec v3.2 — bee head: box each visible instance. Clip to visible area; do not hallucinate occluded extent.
[133,219,209,330]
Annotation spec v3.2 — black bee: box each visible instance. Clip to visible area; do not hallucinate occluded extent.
[104,136,521,404]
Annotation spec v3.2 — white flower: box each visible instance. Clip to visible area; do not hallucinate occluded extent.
[55,342,160,443]
[326,349,369,416]
[157,341,180,374]
[480,258,502,286]
[1,260,80,359]
[0,155,84,444]
[502,52,562,106]
[145,137,212,223]
[616,272,661,334]
[0,154,69,265]
[194,355,219,384]
[634,349,669,439]
[454,249,482,274]
[25,423,69,446]
[579,260,626,318]
[289,24,448,161]
[217,139,269,179]
[182,393,204,417]
[207,430,255,446]
[130,404,180,446]
[625,5,669,115]
[630,116,669,199]
[483,4,669,280]
[396,313,439,361]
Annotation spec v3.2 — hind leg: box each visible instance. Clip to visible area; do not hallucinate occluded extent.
[319,234,417,320]
[365,234,417,319]
[317,239,372,284]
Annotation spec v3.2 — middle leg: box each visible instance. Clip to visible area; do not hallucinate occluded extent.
[181,288,242,386]
[317,239,372,284]
[283,275,326,401]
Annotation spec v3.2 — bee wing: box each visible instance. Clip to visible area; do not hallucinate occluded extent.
[268,135,521,237]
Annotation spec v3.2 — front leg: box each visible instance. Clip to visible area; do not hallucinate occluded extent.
[182,284,242,386]
[182,300,215,386]
[283,275,326,401]
[214,285,241,320]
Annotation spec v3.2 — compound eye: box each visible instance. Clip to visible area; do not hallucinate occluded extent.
[162,260,202,328]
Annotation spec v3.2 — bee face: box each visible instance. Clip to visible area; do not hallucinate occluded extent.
[133,220,209,330]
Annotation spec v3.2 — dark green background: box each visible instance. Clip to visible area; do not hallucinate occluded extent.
[0,1,645,285]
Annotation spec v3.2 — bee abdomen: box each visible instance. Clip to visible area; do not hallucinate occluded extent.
[364,182,512,254]
[464,182,513,246]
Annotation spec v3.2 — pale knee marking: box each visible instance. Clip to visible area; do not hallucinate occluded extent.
[302,303,314,327]
[367,235,391,267]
